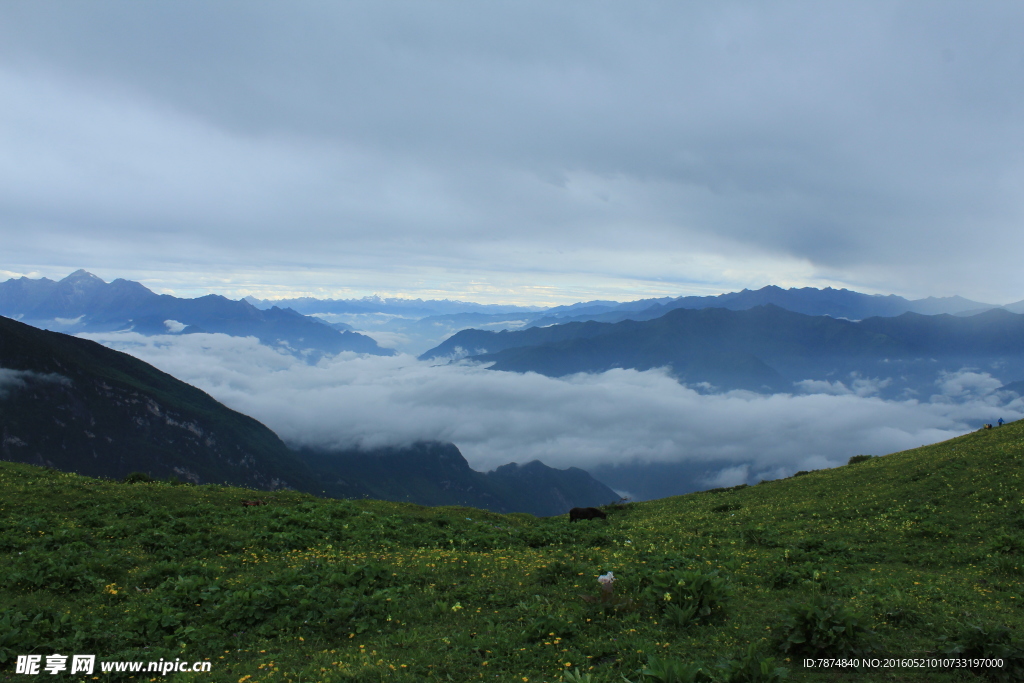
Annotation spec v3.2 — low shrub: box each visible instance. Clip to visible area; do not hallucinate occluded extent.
[776,594,876,657]
[535,560,582,586]
[769,564,840,592]
[941,623,1024,682]
[562,668,598,683]
[793,538,848,556]
[0,609,74,664]
[639,553,692,572]
[989,533,1024,556]
[4,546,103,593]
[662,600,700,629]
[869,589,923,626]
[523,613,576,642]
[718,644,788,682]
[993,555,1024,576]
[624,654,713,683]
[643,569,731,626]
[741,525,781,547]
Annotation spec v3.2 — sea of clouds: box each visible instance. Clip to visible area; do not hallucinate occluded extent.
[78,331,1024,497]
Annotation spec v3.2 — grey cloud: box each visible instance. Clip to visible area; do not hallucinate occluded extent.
[2,3,1024,301]
[80,332,1023,490]
[0,367,71,399]
[703,464,752,490]
[931,369,1009,404]
[795,374,892,398]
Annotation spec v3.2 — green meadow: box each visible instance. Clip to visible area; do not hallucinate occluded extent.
[2,421,1023,682]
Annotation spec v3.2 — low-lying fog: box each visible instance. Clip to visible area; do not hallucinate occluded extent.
[83,332,1024,500]
[307,311,534,356]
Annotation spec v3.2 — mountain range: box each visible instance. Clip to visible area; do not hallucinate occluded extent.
[6,269,1024,504]
[528,285,1023,326]
[0,270,392,358]
[422,304,1024,398]
[248,283,1022,355]
[6,271,1023,358]
[0,315,617,515]
[250,284,1018,321]
[244,294,543,317]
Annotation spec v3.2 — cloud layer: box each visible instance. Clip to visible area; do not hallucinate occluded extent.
[82,332,1024,495]
[2,3,1024,303]
[0,367,71,399]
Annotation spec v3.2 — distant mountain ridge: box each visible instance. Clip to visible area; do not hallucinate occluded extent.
[0,315,615,515]
[422,304,1024,398]
[6,271,1021,359]
[244,294,543,317]
[0,270,392,358]
[255,284,1015,356]
[247,285,1018,324]
[528,286,1009,327]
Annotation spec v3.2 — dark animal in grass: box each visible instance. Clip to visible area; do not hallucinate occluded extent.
[983,424,993,430]
[241,500,267,507]
[569,507,607,522]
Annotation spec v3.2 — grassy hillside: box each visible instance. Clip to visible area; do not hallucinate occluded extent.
[2,421,1023,682]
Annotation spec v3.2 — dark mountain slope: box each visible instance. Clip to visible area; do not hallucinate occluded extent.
[473,334,787,392]
[856,308,1024,355]
[484,459,622,516]
[299,444,618,517]
[0,314,319,490]
[427,304,900,361]
[420,318,621,360]
[426,305,911,363]
[475,306,903,391]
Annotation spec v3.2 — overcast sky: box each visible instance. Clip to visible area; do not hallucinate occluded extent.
[3,2,1024,305]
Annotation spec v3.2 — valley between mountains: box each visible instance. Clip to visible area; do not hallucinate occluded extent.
[2,270,1023,504]
[2,271,1024,681]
